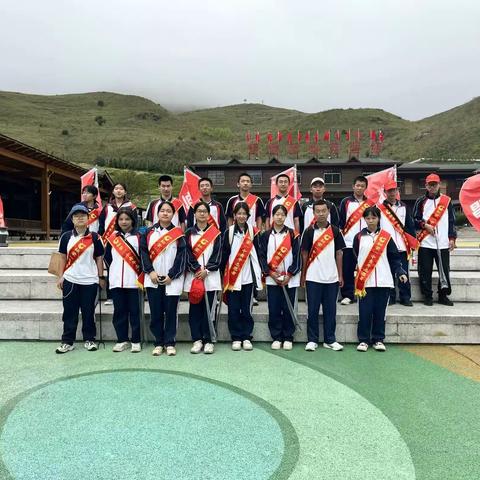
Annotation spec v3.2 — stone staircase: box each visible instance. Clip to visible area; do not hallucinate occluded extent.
[0,247,479,343]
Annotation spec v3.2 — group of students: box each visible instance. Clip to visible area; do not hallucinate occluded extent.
[55,170,456,355]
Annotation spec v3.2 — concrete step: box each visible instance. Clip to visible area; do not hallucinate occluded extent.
[2,269,479,302]
[1,247,479,270]
[0,299,478,344]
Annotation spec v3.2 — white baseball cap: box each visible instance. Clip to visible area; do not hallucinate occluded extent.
[310,177,325,185]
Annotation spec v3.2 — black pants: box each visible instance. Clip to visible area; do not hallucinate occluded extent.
[147,286,179,347]
[390,251,412,302]
[306,281,339,344]
[189,291,217,343]
[111,288,141,343]
[417,247,451,299]
[266,285,296,342]
[357,287,390,344]
[227,283,254,341]
[61,280,97,345]
[341,248,356,301]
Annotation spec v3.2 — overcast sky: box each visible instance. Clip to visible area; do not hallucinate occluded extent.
[1,0,479,120]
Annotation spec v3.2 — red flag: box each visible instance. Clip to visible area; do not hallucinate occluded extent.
[305,131,310,144]
[255,132,260,143]
[335,130,340,141]
[267,132,273,144]
[356,129,361,140]
[0,195,6,228]
[365,166,397,204]
[297,131,302,143]
[370,130,377,141]
[277,131,283,142]
[81,167,102,206]
[287,132,293,145]
[323,130,331,142]
[245,131,251,143]
[314,130,319,144]
[460,174,480,232]
[346,129,351,141]
[178,168,201,213]
[270,166,302,200]
[378,130,384,142]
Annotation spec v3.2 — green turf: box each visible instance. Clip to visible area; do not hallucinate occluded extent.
[0,342,478,479]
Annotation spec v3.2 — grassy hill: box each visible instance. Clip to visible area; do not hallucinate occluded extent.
[1,91,480,174]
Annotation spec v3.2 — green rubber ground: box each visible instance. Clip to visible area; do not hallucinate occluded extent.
[0,342,478,480]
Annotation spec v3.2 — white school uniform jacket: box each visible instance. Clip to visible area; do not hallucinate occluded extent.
[99,200,136,236]
[260,227,301,288]
[145,197,185,228]
[301,224,345,284]
[302,199,339,232]
[105,231,141,289]
[353,228,405,289]
[265,195,302,231]
[339,196,369,248]
[225,194,265,228]
[59,229,105,285]
[141,224,186,296]
[184,225,223,292]
[222,225,263,291]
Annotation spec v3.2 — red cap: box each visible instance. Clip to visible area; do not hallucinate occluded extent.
[384,180,397,191]
[188,277,205,305]
[425,173,440,184]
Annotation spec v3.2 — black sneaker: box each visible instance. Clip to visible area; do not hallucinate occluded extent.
[423,298,433,306]
[438,296,454,306]
[400,300,414,307]
[389,298,396,306]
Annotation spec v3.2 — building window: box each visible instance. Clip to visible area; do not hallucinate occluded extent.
[403,179,413,195]
[247,170,262,185]
[209,170,225,185]
[324,172,342,184]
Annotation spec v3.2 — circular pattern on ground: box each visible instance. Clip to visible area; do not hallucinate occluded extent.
[0,369,297,480]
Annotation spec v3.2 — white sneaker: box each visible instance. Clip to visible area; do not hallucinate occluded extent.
[104,299,113,306]
[323,342,344,351]
[131,343,141,353]
[232,341,242,351]
[305,342,318,352]
[84,341,98,351]
[166,346,176,356]
[113,342,129,352]
[373,342,386,352]
[152,346,163,356]
[271,341,282,350]
[242,340,253,351]
[55,343,74,354]
[190,340,203,354]
[203,343,215,354]
[283,341,293,351]
[357,342,369,352]
[340,297,352,305]
[252,298,259,306]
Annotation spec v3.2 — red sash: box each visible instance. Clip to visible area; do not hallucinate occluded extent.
[306,226,335,270]
[354,230,391,297]
[64,234,94,272]
[148,227,184,263]
[281,195,296,214]
[343,199,374,235]
[207,213,219,228]
[191,225,221,260]
[240,193,257,211]
[171,197,183,214]
[87,206,102,226]
[268,231,293,272]
[102,216,117,243]
[223,230,254,292]
[417,195,450,243]
[378,203,419,256]
[108,233,145,288]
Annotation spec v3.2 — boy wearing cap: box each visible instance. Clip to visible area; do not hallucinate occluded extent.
[301,177,339,232]
[55,204,106,354]
[379,180,417,306]
[413,173,456,306]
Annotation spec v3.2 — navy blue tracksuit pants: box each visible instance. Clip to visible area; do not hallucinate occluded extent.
[147,286,179,347]
[266,285,296,342]
[306,281,339,344]
[61,280,97,345]
[189,291,217,343]
[340,248,356,301]
[227,283,254,341]
[111,288,141,343]
[357,287,390,344]
[390,251,412,302]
